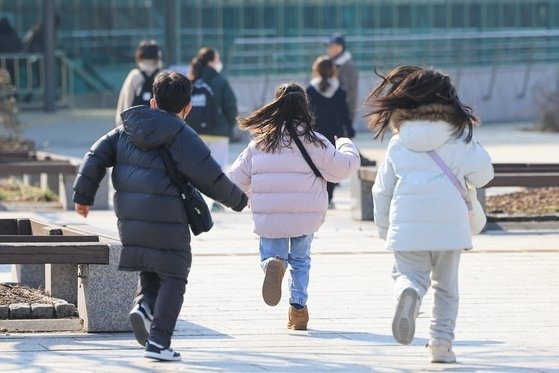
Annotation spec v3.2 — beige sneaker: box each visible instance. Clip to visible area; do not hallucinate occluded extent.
[287,305,309,330]
[262,257,286,306]
[427,339,456,363]
[392,287,419,345]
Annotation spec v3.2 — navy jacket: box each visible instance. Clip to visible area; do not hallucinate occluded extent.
[306,82,353,144]
[194,66,238,137]
[73,106,247,278]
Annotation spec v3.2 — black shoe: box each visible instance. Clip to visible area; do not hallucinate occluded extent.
[144,340,181,361]
[129,302,153,347]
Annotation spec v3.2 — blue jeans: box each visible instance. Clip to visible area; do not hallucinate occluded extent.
[259,234,313,306]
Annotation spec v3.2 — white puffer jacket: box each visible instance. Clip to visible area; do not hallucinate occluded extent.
[373,108,494,251]
[229,131,360,238]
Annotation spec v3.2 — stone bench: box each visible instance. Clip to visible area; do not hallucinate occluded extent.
[0,150,109,210]
[351,163,559,221]
[0,218,136,332]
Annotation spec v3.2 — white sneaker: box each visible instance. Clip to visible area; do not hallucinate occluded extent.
[427,339,456,363]
[392,288,419,345]
[130,302,153,346]
[144,340,181,361]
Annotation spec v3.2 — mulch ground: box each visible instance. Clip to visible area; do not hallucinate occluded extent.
[0,283,59,306]
[485,187,559,216]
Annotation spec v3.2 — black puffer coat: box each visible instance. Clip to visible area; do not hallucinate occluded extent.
[73,106,247,279]
[196,66,238,137]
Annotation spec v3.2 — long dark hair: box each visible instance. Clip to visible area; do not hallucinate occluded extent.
[364,65,479,142]
[237,82,325,153]
[189,47,216,81]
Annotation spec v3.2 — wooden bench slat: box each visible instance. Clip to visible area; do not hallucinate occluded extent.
[493,163,559,172]
[0,243,109,264]
[0,161,77,175]
[357,166,559,188]
[485,173,559,187]
[0,235,100,243]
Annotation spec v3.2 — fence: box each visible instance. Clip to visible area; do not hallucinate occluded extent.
[227,29,559,77]
[0,51,113,110]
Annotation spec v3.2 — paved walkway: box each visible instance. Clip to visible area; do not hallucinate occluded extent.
[0,110,558,372]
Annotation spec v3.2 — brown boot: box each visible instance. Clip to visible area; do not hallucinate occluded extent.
[287,305,309,330]
[262,257,286,306]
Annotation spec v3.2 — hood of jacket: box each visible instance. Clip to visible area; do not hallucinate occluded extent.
[121,106,185,151]
[391,104,462,152]
[333,50,352,65]
[310,77,340,98]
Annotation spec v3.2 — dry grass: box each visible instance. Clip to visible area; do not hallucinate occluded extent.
[0,178,57,202]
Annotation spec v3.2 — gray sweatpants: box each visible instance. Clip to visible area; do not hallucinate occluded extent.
[392,250,461,342]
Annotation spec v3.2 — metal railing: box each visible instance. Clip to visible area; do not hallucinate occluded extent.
[0,51,112,109]
[227,29,559,75]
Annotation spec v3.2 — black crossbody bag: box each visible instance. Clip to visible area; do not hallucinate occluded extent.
[158,147,213,236]
[287,127,323,179]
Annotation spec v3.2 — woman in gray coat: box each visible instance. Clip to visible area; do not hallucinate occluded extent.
[73,72,247,362]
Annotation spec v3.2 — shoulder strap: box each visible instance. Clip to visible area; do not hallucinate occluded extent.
[158,146,189,197]
[427,150,471,208]
[287,127,323,179]
[139,70,149,81]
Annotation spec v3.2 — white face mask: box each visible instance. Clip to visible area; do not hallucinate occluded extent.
[213,61,223,73]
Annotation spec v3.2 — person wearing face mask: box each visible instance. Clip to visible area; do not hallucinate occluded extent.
[188,47,238,211]
[115,39,164,126]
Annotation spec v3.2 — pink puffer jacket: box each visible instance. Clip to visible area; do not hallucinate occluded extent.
[228,132,360,238]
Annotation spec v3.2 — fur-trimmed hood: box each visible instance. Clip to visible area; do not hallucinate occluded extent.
[390,104,461,152]
[390,104,464,130]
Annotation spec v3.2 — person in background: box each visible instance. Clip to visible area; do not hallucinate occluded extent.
[188,47,238,211]
[306,55,354,209]
[228,82,360,331]
[21,15,61,102]
[326,33,376,166]
[365,66,494,363]
[115,39,163,126]
[73,71,248,362]
[0,17,22,85]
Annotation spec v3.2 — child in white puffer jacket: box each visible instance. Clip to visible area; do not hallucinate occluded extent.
[364,66,494,363]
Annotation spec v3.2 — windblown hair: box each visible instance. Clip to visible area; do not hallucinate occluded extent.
[312,56,336,93]
[188,47,216,81]
[364,66,479,142]
[237,82,326,153]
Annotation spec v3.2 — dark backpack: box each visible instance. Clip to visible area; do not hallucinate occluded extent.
[185,78,219,133]
[132,70,158,106]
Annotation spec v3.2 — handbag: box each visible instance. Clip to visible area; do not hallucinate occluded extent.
[158,147,214,236]
[427,150,486,235]
[287,126,323,179]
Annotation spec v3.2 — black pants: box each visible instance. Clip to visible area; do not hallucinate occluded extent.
[327,181,335,202]
[134,271,187,348]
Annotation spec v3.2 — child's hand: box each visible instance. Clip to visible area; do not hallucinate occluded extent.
[75,203,90,218]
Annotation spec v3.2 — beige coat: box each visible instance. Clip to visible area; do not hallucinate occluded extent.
[229,132,360,238]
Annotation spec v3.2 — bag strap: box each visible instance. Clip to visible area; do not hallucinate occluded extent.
[287,126,323,179]
[158,146,189,200]
[427,150,472,210]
